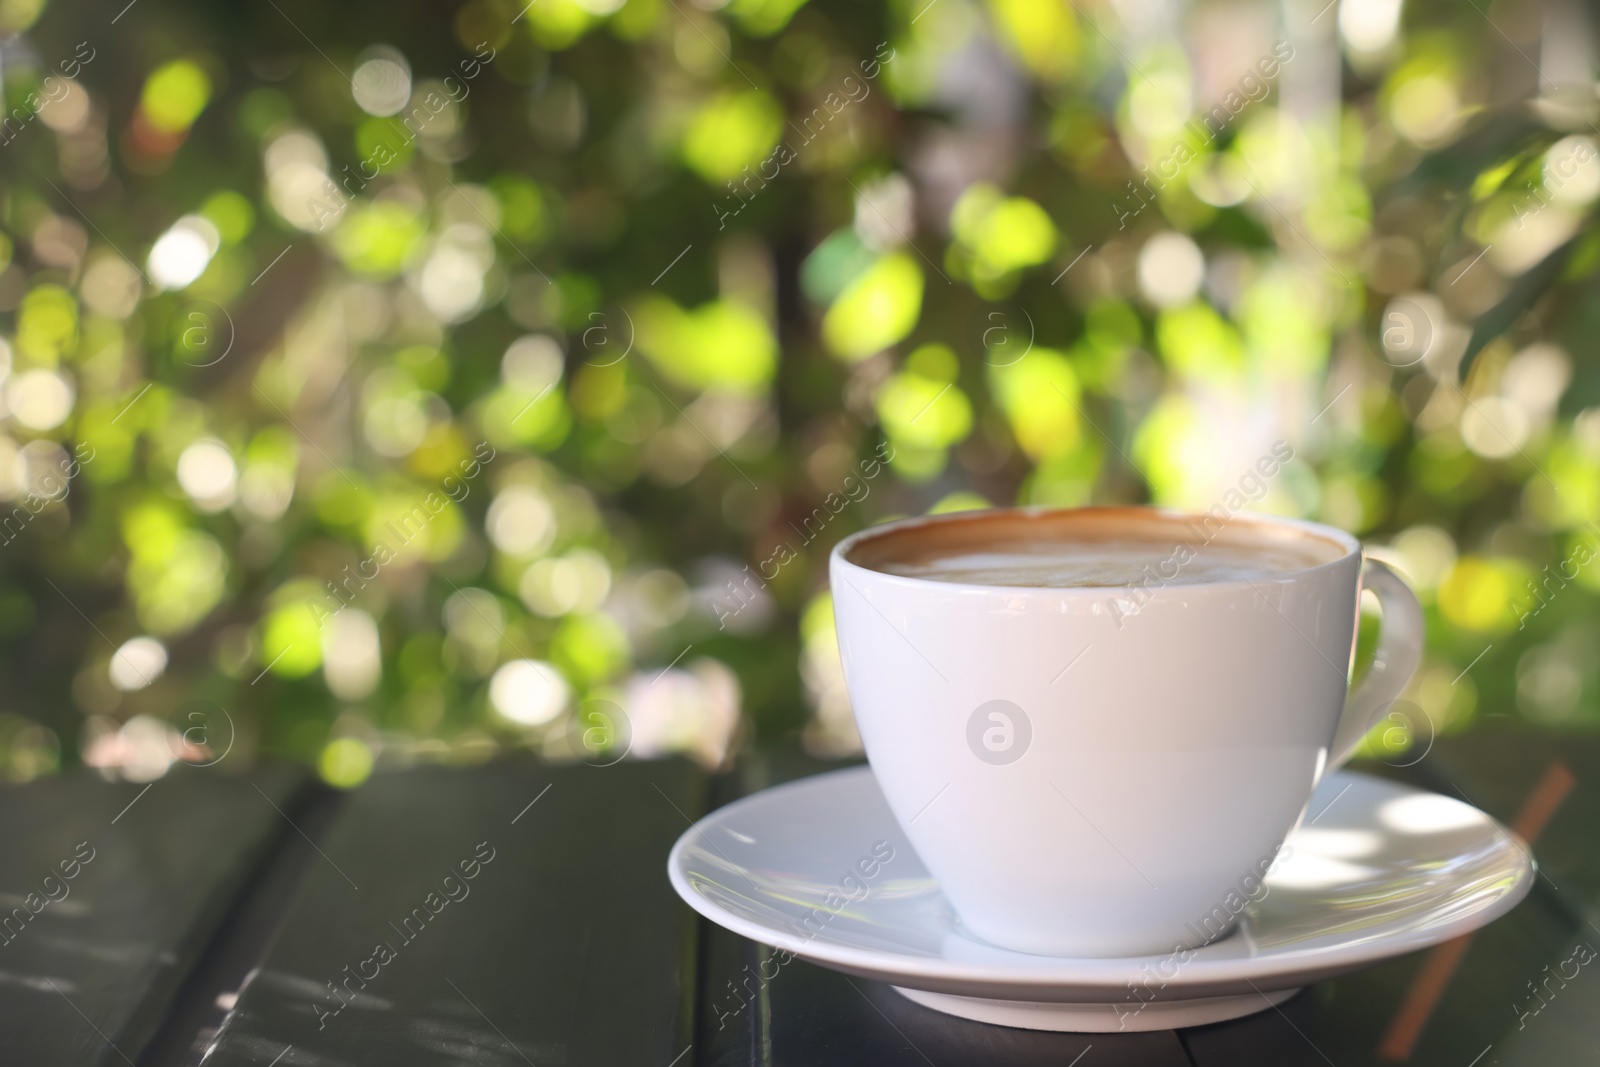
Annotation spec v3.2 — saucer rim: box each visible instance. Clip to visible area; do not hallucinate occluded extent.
[667,765,1535,1000]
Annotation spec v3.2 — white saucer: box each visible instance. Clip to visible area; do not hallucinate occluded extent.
[668,766,1533,1032]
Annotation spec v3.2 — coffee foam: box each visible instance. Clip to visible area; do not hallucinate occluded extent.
[845,508,1344,589]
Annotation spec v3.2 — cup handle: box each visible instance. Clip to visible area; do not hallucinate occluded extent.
[1328,558,1425,771]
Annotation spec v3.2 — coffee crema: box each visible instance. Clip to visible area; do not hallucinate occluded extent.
[845,508,1344,589]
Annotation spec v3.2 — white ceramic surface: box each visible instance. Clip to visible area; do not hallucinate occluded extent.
[667,766,1533,1032]
[829,506,1426,956]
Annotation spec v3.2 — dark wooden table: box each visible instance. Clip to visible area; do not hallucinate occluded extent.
[2,722,1593,1066]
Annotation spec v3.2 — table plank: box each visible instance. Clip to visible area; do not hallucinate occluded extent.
[141,783,348,1066]
[201,758,705,1067]
[0,764,305,1066]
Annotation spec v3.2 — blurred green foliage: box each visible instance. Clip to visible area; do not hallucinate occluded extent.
[0,0,1596,785]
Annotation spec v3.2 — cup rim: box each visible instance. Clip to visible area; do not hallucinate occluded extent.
[829,505,1362,594]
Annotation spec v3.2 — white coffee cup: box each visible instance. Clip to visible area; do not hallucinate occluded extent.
[830,506,1423,958]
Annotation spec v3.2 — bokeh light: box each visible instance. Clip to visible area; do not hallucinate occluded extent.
[353,47,413,117]
[7,369,74,431]
[148,215,220,290]
[1138,232,1205,307]
[176,438,238,512]
[109,636,168,692]
[489,659,570,726]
